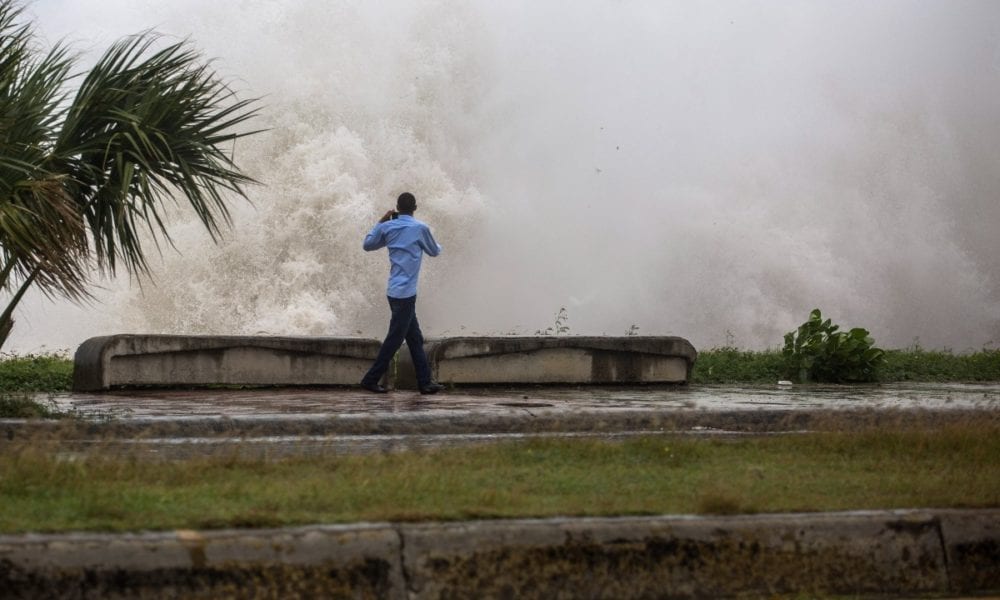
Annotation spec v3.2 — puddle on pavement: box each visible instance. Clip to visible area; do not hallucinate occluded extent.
[44,382,1000,422]
[21,383,997,458]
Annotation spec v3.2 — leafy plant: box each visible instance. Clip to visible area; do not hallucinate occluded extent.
[535,307,570,336]
[782,309,885,383]
[0,351,72,391]
[692,347,786,384]
[879,347,1000,382]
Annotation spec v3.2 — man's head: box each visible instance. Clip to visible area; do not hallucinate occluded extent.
[396,192,417,215]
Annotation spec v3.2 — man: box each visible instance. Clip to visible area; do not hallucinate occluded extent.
[360,192,445,394]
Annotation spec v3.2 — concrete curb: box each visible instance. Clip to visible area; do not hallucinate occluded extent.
[1,510,997,598]
[4,407,992,440]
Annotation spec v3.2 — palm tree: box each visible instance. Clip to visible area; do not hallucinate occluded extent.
[0,0,260,349]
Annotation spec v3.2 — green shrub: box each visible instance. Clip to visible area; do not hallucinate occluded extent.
[782,309,885,383]
[693,345,999,384]
[880,347,1000,382]
[691,347,785,384]
[0,353,73,392]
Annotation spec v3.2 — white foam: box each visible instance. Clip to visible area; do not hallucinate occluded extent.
[9,0,1000,353]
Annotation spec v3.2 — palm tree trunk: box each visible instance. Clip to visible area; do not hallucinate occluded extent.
[0,267,40,351]
[0,256,17,292]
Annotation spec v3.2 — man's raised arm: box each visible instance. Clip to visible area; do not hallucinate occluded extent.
[420,225,442,257]
[363,222,387,251]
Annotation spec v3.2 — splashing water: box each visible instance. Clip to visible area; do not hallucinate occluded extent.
[11,0,1000,353]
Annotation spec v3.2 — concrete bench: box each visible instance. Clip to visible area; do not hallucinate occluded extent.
[72,335,381,391]
[73,335,697,391]
[425,336,696,385]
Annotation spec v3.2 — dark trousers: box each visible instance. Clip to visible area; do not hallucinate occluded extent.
[361,295,432,388]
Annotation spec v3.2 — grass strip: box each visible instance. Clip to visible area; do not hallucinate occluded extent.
[1,422,997,533]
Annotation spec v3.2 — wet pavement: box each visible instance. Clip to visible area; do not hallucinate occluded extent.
[45,381,1000,421]
[7,383,997,458]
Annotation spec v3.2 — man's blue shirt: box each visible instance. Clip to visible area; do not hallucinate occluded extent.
[363,214,441,298]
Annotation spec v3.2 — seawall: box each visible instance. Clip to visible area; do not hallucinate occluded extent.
[73,335,697,391]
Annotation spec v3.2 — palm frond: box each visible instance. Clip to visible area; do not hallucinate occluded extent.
[0,0,86,300]
[0,174,89,300]
[1,2,74,182]
[52,32,262,276]
[0,0,262,347]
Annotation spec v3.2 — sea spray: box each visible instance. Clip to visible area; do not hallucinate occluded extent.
[11,0,1000,352]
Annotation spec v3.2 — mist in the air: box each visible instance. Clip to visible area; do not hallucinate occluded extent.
[10,0,1000,353]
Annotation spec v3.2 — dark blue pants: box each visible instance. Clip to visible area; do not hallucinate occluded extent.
[361,295,432,388]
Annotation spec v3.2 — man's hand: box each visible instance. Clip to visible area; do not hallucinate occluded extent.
[378,209,397,223]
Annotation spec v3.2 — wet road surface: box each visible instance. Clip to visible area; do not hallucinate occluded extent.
[46,381,1000,421]
[8,383,998,458]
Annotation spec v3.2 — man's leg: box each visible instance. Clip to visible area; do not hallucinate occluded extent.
[404,302,444,394]
[404,311,432,388]
[361,296,415,389]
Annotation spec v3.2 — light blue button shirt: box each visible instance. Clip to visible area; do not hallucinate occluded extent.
[363,214,442,298]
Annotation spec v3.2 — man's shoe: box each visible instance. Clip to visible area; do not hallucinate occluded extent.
[361,381,388,394]
[419,382,445,395]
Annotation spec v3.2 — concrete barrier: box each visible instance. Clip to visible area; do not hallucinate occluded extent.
[1,510,997,599]
[72,335,381,391]
[939,510,1000,592]
[0,524,403,599]
[426,336,697,385]
[73,335,697,391]
[401,512,951,598]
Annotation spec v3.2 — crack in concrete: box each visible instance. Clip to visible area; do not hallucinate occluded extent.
[395,525,415,599]
[933,516,953,592]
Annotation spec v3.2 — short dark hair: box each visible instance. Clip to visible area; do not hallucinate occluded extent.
[396,192,416,214]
